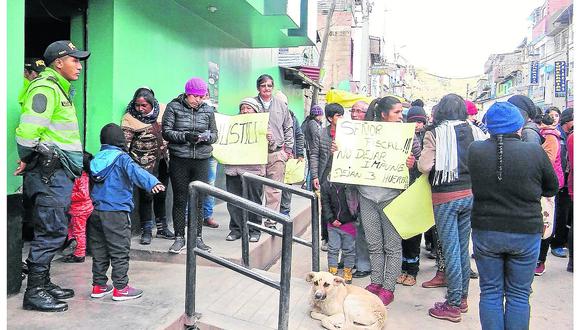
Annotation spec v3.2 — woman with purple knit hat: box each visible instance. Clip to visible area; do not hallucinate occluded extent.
[162,77,218,254]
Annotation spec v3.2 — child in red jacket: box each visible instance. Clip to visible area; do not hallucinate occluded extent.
[61,152,94,263]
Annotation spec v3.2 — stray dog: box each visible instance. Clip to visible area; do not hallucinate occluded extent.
[306,271,386,329]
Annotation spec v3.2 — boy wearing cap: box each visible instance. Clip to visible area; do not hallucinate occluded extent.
[89,123,165,301]
[15,40,89,312]
[162,77,218,254]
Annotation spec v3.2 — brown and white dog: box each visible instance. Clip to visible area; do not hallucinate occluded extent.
[305,271,386,329]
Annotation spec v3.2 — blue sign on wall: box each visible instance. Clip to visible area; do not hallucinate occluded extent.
[530,61,539,84]
[555,61,567,97]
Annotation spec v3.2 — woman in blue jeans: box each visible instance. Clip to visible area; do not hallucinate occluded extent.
[418,94,487,323]
[468,102,558,329]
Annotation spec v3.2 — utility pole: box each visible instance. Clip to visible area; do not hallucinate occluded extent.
[359,1,370,96]
[311,0,337,106]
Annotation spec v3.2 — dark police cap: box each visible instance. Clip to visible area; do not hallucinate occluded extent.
[24,58,46,73]
[44,40,90,65]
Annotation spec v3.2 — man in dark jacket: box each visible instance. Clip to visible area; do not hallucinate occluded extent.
[310,103,344,250]
[162,77,218,254]
[508,95,543,145]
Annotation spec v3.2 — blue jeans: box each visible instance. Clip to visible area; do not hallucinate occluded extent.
[434,196,473,306]
[327,226,356,268]
[473,229,540,330]
[202,157,218,219]
[355,220,371,272]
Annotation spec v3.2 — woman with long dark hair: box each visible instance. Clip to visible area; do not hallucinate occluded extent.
[418,93,485,323]
[121,87,173,245]
[468,102,558,329]
[358,96,419,306]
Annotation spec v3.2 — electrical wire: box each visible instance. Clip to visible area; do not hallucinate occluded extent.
[39,0,67,23]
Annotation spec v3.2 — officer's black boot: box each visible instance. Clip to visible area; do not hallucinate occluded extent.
[44,268,74,299]
[23,271,68,312]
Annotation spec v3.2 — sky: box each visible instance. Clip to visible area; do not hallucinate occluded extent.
[369,0,546,78]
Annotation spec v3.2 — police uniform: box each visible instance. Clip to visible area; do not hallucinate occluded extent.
[16,40,89,312]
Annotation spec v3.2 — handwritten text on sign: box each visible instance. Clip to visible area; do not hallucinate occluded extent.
[330,119,415,189]
[213,112,269,165]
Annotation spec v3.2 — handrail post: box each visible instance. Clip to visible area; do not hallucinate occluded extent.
[311,193,320,271]
[240,176,250,268]
[278,220,293,330]
[185,185,200,325]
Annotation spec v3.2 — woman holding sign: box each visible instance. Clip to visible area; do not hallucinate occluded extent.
[224,98,265,242]
[356,96,419,306]
[468,102,558,329]
[418,93,484,323]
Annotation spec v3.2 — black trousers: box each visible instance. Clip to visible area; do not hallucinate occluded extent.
[88,210,131,290]
[551,187,572,248]
[138,160,169,231]
[402,234,422,276]
[225,175,263,235]
[24,167,73,274]
[169,157,209,237]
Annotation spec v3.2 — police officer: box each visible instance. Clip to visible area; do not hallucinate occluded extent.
[20,58,46,243]
[19,58,46,105]
[15,40,90,312]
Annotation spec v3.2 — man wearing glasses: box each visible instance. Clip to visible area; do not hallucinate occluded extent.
[350,100,368,121]
[254,74,294,229]
[347,100,372,278]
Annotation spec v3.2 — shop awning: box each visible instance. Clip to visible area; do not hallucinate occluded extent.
[281,66,323,89]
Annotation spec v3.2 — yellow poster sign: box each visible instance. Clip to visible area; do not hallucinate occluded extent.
[284,158,306,184]
[213,113,269,165]
[330,119,415,189]
[383,175,435,239]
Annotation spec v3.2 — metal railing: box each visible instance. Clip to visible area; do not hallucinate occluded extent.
[184,181,294,330]
[241,172,320,272]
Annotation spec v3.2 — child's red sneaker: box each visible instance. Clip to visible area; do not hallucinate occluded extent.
[112,285,143,301]
[91,284,114,298]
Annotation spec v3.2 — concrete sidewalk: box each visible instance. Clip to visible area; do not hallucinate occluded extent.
[270,225,574,330]
[8,192,574,329]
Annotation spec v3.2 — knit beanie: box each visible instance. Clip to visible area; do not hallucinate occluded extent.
[406,106,427,124]
[465,100,478,115]
[239,97,260,113]
[484,102,524,135]
[310,105,323,116]
[561,108,574,125]
[100,123,127,150]
[184,77,208,96]
[507,95,536,121]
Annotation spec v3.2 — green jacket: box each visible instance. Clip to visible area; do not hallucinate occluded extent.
[15,67,83,177]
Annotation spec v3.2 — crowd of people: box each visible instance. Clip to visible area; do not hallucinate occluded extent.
[16,40,573,329]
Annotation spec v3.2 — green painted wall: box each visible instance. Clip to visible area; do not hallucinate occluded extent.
[6,1,87,194]
[7,0,25,194]
[84,0,305,154]
[7,0,308,193]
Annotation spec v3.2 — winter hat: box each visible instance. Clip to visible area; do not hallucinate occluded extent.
[406,106,427,124]
[310,105,323,116]
[100,123,127,150]
[465,100,478,115]
[507,95,536,121]
[484,102,524,135]
[239,97,260,113]
[560,108,574,125]
[184,77,208,96]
